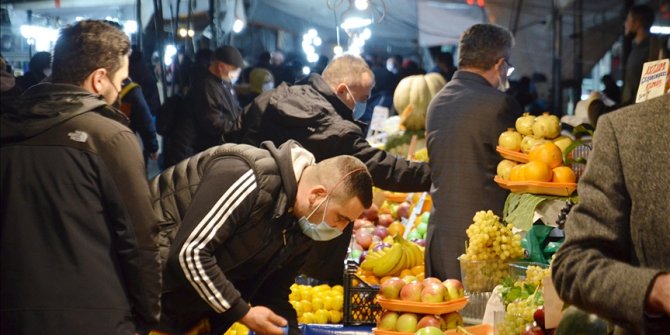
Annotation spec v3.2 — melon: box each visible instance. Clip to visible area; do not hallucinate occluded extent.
[393,73,446,130]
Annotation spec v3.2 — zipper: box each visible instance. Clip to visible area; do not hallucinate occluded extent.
[282,229,287,246]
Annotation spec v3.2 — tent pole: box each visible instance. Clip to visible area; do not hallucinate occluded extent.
[552,2,562,115]
[573,0,583,105]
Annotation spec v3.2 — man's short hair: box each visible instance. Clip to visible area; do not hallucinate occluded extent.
[458,24,514,70]
[322,55,375,89]
[629,5,655,31]
[315,155,373,209]
[52,20,130,85]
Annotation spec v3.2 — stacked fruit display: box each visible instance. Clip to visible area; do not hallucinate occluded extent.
[497,265,552,335]
[460,211,524,292]
[374,277,467,334]
[222,322,249,335]
[289,284,345,324]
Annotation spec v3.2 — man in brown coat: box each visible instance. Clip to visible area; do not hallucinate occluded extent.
[552,94,670,334]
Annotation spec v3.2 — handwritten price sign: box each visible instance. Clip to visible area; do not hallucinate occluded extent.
[635,58,669,103]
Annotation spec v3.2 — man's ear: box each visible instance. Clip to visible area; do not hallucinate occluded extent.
[308,185,328,204]
[493,58,505,72]
[335,83,348,95]
[86,68,107,94]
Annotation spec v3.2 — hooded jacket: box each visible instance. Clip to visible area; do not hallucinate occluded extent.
[0,83,162,335]
[152,141,313,335]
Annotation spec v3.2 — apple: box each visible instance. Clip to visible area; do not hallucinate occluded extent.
[395,313,418,333]
[415,326,443,335]
[353,218,366,230]
[421,282,446,303]
[399,281,423,302]
[373,226,389,240]
[407,229,421,240]
[417,315,446,331]
[533,306,545,329]
[378,213,394,227]
[443,279,465,301]
[350,249,362,261]
[411,239,426,247]
[379,277,405,299]
[420,211,430,223]
[363,203,379,222]
[396,201,411,219]
[417,221,428,236]
[423,277,443,286]
[358,251,367,264]
[377,311,399,331]
[355,230,373,250]
[442,312,463,330]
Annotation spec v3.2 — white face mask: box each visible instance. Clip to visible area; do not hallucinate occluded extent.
[297,196,343,241]
[229,68,241,83]
[43,68,52,77]
[261,81,274,92]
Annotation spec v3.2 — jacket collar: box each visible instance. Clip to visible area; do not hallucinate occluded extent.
[261,140,303,219]
[451,70,495,88]
[301,74,356,122]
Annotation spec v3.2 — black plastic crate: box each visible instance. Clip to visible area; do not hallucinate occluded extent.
[342,260,382,325]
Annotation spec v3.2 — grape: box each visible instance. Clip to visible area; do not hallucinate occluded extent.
[495,294,540,335]
[461,211,525,292]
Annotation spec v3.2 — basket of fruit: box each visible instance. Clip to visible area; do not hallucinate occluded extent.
[343,260,382,325]
[376,276,468,314]
[374,311,465,335]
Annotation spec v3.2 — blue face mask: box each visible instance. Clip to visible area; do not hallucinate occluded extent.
[345,85,367,121]
[297,196,343,241]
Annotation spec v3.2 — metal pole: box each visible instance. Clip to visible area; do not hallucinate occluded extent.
[136,0,143,50]
[511,0,524,35]
[209,0,217,48]
[573,0,583,104]
[153,0,168,99]
[552,3,562,115]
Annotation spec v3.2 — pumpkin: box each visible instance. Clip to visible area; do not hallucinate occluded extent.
[393,73,446,130]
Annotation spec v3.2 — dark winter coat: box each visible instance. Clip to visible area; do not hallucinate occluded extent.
[152,141,312,335]
[0,83,162,335]
[425,70,523,279]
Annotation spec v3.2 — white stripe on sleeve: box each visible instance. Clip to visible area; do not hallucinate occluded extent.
[179,169,257,312]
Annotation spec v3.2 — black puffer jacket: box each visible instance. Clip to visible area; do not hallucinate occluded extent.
[0,83,162,335]
[242,74,431,284]
[151,141,312,335]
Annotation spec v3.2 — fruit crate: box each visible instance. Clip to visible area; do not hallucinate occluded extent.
[343,260,382,325]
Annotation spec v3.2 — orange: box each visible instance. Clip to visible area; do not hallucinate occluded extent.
[399,269,413,278]
[552,166,576,183]
[529,142,564,169]
[411,265,425,276]
[388,221,405,236]
[524,161,552,182]
[509,164,526,181]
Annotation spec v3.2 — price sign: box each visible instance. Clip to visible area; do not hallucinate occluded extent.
[635,58,670,103]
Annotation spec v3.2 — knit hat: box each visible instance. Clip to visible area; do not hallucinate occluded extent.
[249,68,274,94]
[213,45,244,68]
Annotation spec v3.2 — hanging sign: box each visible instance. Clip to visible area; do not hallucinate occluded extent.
[635,58,669,103]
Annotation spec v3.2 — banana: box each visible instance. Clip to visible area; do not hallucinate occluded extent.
[401,242,415,268]
[372,243,402,277]
[360,247,388,270]
[408,242,424,267]
[387,247,408,276]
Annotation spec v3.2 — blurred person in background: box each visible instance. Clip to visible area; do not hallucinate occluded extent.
[15,51,51,93]
[119,78,160,165]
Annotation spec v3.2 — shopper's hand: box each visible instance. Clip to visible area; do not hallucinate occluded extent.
[647,273,670,316]
[240,306,287,335]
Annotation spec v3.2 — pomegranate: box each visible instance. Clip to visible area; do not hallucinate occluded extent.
[498,128,523,151]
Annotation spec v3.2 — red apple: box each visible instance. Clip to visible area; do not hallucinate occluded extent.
[396,201,411,219]
[402,275,417,284]
[399,281,423,302]
[443,279,465,301]
[355,230,373,250]
[395,313,418,333]
[417,315,446,331]
[372,226,389,240]
[521,325,544,335]
[353,218,366,230]
[363,203,379,221]
[442,312,464,330]
[533,306,545,329]
[377,311,399,331]
[421,282,446,303]
[379,277,405,299]
[411,238,426,247]
[422,277,443,286]
[378,213,393,227]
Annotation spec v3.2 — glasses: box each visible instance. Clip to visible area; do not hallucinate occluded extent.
[505,59,515,76]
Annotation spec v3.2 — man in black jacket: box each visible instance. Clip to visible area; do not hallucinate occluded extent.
[152,141,372,335]
[242,54,431,284]
[0,20,161,335]
[190,45,245,153]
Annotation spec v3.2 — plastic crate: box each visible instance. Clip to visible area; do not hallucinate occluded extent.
[342,260,382,325]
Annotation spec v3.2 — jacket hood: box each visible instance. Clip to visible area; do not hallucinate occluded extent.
[1,83,127,142]
[261,140,313,213]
